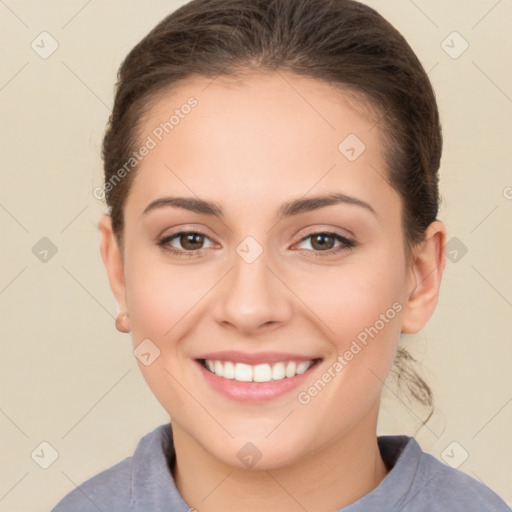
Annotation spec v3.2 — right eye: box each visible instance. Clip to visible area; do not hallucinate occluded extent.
[158,231,215,257]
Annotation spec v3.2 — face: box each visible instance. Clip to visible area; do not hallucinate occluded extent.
[100,71,444,470]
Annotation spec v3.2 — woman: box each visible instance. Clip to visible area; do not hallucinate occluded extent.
[51,0,510,510]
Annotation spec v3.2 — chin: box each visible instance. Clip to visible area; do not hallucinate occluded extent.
[204,429,312,471]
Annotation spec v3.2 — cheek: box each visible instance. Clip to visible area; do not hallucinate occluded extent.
[122,254,204,413]
[124,253,210,342]
[305,255,404,341]
[298,255,404,394]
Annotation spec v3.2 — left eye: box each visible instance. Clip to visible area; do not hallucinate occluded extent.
[295,232,354,253]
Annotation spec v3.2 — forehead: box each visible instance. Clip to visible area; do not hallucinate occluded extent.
[127,71,398,219]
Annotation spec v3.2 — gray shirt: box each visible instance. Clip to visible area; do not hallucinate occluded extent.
[50,423,510,511]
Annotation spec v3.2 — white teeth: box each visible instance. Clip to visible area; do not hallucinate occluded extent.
[203,359,315,382]
[214,360,224,377]
[296,362,309,375]
[253,364,272,382]
[235,363,253,382]
[223,361,235,379]
[285,362,296,378]
[271,362,286,380]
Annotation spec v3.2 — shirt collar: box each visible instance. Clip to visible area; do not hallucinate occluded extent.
[129,422,420,511]
[129,423,189,511]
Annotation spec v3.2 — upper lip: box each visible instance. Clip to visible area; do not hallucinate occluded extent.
[196,351,321,365]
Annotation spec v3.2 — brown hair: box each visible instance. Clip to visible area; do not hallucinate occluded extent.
[101,0,441,424]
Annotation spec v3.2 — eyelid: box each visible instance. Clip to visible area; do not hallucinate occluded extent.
[159,223,216,237]
[294,223,354,239]
[158,223,220,245]
[296,230,352,243]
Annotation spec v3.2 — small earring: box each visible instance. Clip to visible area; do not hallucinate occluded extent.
[115,312,131,333]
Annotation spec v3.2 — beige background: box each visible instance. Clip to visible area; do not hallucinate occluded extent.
[0,0,511,510]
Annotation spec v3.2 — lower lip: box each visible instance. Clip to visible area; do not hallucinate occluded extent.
[195,360,320,403]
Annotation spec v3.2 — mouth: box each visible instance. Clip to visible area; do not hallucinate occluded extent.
[194,352,323,402]
[198,358,320,382]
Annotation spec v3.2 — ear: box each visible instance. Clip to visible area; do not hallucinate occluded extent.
[401,220,447,334]
[98,214,128,314]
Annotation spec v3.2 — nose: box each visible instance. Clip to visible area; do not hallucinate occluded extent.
[213,246,293,335]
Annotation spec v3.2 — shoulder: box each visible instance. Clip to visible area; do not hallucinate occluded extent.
[394,436,511,511]
[50,456,132,511]
[50,424,171,512]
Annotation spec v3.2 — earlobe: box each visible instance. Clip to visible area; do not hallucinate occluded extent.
[98,214,128,315]
[401,221,447,334]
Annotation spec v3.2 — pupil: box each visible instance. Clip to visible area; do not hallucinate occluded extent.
[313,234,333,250]
[183,233,202,249]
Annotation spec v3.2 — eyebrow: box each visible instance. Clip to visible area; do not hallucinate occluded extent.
[142,193,377,219]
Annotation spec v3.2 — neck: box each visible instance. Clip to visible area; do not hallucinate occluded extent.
[171,406,389,512]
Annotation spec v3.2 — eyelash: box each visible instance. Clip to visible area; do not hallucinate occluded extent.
[157,231,355,258]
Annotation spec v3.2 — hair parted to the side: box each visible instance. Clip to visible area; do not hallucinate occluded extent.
[101,0,442,427]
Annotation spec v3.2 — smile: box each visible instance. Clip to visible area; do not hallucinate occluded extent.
[195,352,323,402]
[200,359,317,383]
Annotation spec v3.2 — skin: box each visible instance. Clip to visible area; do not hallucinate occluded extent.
[99,71,446,511]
